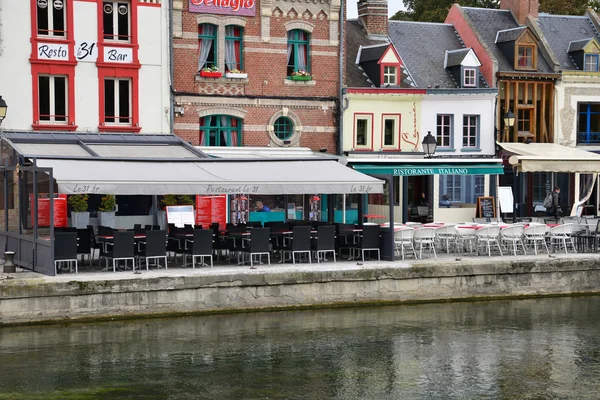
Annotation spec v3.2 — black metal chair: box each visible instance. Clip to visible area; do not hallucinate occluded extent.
[351,225,381,261]
[98,226,114,237]
[183,229,214,268]
[105,231,135,272]
[137,230,168,270]
[134,224,142,230]
[282,226,311,264]
[241,227,271,267]
[313,225,336,263]
[226,225,248,262]
[144,225,153,231]
[152,225,161,230]
[87,225,100,262]
[54,232,78,274]
[247,221,263,228]
[336,223,355,257]
[76,228,92,267]
[183,224,194,234]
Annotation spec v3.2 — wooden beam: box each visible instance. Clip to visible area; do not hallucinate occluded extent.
[514,81,519,141]
[548,82,554,143]
[540,83,547,142]
[532,82,537,142]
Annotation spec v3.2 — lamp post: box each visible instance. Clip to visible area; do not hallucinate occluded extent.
[502,109,515,142]
[0,96,8,126]
[422,131,437,158]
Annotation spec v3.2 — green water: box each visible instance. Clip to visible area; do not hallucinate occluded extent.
[1,296,600,399]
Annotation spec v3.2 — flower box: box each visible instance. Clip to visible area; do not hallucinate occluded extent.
[291,75,312,81]
[200,71,222,78]
[225,72,248,79]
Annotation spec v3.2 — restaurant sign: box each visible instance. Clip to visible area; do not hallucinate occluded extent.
[189,0,256,16]
[352,164,505,176]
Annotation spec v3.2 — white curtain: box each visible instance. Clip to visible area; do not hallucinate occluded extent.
[225,26,237,71]
[287,31,293,69]
[297,32,307,71]
[197,25,214,71]
[200,116,214,146]
[571,174,598,216]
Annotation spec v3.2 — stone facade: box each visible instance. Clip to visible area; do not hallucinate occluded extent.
[172,0,340,150]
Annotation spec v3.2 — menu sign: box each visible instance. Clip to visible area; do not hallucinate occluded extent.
[30,194,68,228]
[189,0,256,16]
[476,196,496,219]
[166,205,195,228]
[196,195,227,228]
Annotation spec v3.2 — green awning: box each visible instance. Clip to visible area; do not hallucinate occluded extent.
[352,164,504,176]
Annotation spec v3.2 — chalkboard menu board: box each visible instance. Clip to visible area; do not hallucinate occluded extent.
[476,196,496,219]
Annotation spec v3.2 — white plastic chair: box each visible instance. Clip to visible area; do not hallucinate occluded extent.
[394,228,417,260]
[454,226,477,255]
[476,225,502,256]
[500,224,525,256]
[549,223,576,253]
[523,224,549,255]
[413,227,437,259]
[435,224,456,253]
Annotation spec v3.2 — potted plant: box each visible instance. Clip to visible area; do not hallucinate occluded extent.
[68,194,89,229]
[225,68,248,79]
[178,195,195,206]
[199,65,222,78]
[290,70,312,81]
[97,194,116,228]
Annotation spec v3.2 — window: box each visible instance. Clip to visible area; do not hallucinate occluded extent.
[382,115,400,148]
[198,24,217,71]
[585,54,599,72]
[463,68,476,87]
[354,115,372,148]
[436,114,452,148]
[37,0,66,37]
[199,116,242,146]
[274,117,293,140]
[225,25,243,72]
[104,78,131,124]
[517,45,534,69]
[462,115,479,148]
[103,1,130,42]
[39,75,67,123]
[439,175,485,205]
[517,109,531,134]
[287,29,310,76]
[577,103,600,144]
[383,66,397,85]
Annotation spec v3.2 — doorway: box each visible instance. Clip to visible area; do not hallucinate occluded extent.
[407,175,431,222]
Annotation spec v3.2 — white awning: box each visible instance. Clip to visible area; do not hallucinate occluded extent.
[499,142,600,173]
[35,159,384,195]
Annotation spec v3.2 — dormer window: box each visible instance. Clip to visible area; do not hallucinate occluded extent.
[463,68,477,87]
[383,66,397,85]
[585,54,599,72]
[517,45,535,69]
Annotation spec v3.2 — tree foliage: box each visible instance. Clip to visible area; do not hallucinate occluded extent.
[392,0,600,23]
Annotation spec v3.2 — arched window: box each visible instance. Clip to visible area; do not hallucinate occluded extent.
[198,23,217,71]
[225,25,243,72]
[199,116,242,147]
[274,117,293,140]
[287,29,310,77]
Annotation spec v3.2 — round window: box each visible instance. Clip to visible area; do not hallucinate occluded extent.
[274,117,294,140]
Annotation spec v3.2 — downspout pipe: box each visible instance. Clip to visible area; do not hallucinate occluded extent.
[338,0,345,156]
[168,0,175,135]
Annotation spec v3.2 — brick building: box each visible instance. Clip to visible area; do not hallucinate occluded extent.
[171,0,342,152]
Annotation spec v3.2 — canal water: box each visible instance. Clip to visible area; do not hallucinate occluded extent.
[1,296,599,399]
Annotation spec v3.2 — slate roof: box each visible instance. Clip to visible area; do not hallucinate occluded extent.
[388,20,487,88]
[568,38,591,53]
[357,44,388,63]
[462,7,554,73]
[445,48,471,67]
[495,27,526,43]
[537,14,600,70]
[345,19,388,87]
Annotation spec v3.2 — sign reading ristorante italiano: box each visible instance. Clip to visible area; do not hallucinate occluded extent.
[189,0,256,16]
[393,167,470,176]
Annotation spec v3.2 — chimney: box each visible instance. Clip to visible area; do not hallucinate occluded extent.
[357,0,388,36]
[500,0,539,25]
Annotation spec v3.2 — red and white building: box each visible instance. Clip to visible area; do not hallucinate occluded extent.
[172,0,342,151]
[0,0,170,134]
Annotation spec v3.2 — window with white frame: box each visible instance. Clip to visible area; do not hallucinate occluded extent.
[38,75,67,123]
[37,0,66,37]
[439,175,485,205]
[436,114,452,148]
[383,116,399,147]
[103,1,130,42]
[463,115,479,147]
[383,66,397,85]
[355,115,372,148]
[585,54,599,72]
[104,78,131,124]
[463,68,476,87]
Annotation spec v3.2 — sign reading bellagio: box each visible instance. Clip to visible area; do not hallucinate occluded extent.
[189,0,256,16]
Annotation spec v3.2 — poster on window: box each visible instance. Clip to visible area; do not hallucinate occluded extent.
[165,205,195,228]
[195,195,227,229]
[30,194,68,228]
[189,0,256,16]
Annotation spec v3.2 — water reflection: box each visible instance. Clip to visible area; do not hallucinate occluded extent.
[0,297,599,399]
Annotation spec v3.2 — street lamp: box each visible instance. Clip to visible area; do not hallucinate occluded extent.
[501,109,515,141]
[422,131,437,158]
[0,97,7,126]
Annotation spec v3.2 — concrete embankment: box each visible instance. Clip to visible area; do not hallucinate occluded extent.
[1,254,600,325]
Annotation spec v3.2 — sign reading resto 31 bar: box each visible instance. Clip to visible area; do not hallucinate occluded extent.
[189,0,256,16]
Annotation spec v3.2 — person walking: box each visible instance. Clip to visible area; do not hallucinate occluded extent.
[545,186,561,220]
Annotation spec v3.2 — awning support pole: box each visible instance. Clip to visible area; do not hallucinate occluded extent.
[342,194,346,223]
[152,195,158,227]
